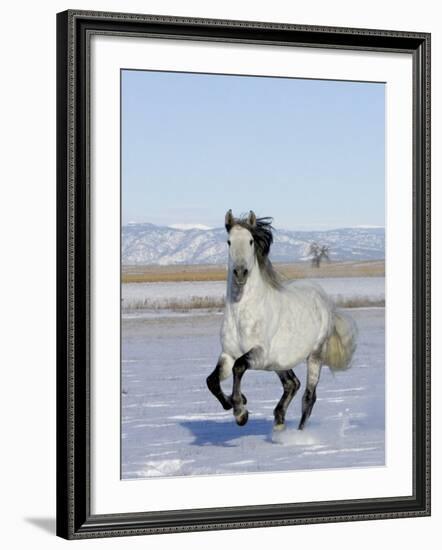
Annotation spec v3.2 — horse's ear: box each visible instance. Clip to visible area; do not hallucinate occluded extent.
[247,210,257,227]
[225,209,234,232]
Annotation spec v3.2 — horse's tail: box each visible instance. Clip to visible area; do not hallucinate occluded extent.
[321,311,358,371]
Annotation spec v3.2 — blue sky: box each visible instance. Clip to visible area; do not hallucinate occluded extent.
[122,70,385,230]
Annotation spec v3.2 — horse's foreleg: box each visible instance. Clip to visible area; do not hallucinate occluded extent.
[231,347,263,426]
[206,354,235,410]
[274,370,301,430]
[298,355,322,430]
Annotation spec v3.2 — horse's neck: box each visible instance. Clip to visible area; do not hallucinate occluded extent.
[226,260,266,304]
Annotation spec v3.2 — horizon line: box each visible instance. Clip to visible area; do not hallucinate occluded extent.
[123,221,385,231]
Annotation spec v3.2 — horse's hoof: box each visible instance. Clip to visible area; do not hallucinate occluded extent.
[298,412,309,430]
[273,422,285,431]
[235,409,249,426]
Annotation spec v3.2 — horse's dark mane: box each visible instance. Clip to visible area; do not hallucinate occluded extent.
[230,215,284,290]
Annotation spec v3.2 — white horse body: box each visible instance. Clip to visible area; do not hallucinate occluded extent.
[206,210,357,430]
[221,263,333,373]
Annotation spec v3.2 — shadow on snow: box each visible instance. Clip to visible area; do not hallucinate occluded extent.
[180,417,273,447]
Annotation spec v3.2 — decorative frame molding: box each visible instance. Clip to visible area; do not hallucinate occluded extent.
[56,10,431,539]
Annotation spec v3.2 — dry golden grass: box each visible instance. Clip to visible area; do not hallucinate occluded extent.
[336,297,385,308]
[123,264,228,283]
[125,295,384,311]
[126,296,226,312]
[122,260,384,283]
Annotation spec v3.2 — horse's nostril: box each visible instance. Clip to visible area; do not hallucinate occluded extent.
[233,267,249,279]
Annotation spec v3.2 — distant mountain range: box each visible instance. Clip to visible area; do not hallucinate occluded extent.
[122,223,385,266]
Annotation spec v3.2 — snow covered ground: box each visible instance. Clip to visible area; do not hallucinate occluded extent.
[121,307,385,479]
[122,276,384,310]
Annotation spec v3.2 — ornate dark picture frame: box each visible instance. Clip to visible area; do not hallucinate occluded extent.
[56,10,431,540]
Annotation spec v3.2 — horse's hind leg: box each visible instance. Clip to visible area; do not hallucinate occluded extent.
[274,370,301,430]
[298,355,322,430]
[206,353,236,410]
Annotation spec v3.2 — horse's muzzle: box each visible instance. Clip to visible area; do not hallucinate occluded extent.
[233,266,249,286]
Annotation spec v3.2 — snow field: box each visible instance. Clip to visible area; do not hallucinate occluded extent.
[122,307,385,479]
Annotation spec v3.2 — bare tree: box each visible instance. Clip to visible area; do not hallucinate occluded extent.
[309,242,319,267]
[309,242,330,268]
[319,245,330,265]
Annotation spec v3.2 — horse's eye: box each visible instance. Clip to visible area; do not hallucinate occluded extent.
[227,240,231,246]
[249,240,253,246]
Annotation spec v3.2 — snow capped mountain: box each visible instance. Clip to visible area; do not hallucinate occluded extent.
[168,223,212,231]
[122,223,385,265]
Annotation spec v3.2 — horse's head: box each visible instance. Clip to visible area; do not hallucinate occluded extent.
[224,210,257,286]
[224,210,281,292]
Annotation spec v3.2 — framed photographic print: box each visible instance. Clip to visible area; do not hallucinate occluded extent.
[56,10,431,539]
